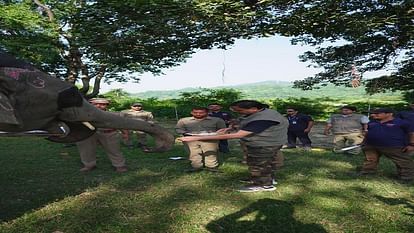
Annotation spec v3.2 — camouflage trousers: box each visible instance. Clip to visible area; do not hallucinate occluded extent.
[246,145,284,186]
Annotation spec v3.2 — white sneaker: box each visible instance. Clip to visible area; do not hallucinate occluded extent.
[237,185,276,193]
[240,179,278,185]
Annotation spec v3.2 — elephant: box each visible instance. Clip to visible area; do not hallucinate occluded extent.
[0,51,174,152]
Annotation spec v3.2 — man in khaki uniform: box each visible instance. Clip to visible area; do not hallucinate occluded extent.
[324,106,369,155]
[175,107,226,172]
[76,98,128,173]
[121,103,154,149]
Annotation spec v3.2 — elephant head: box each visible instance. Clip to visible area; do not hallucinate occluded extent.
[0,51,174,152]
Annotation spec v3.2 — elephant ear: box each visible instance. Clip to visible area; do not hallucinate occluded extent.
[47,121,95,143]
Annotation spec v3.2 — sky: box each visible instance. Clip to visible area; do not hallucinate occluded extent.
[100,36,323,93]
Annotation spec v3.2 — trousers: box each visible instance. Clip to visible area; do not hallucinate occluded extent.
[362,145,414,180]
[185,141,219,168]
[76,131,126,168]
[333,132,364,154]
[246,145,284,186]
[287,130,312,147]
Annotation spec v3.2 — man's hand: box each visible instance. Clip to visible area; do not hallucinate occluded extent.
[178,136,202,142]
[216,128,231,134]
[304,128,311,133]
[402,145,414,153]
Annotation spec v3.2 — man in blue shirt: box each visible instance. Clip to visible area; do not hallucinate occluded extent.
[396,102,414,123]
[208,103,233,153]
[285,107,314,150]
[360,108,414,182]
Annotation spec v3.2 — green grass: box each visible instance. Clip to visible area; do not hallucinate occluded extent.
[0,137,413,233]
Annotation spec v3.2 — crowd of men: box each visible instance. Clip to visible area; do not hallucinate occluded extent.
[77,98,414,193]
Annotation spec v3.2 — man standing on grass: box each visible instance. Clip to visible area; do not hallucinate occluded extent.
[324,106,369,155]
[175,107,226,172]
[358,108,414,183]
[180,100,288,193]
[285,107,314,150]
[76,98,128,173]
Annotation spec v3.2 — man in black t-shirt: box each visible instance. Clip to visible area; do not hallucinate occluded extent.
[285,107,314,150]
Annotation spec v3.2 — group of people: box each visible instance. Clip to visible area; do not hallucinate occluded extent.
[76,98,414,193]
[176,100,414,192]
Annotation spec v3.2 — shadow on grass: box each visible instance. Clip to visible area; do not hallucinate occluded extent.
[0,137,188,223]
[206,198,327,233]
[374,195,414,216]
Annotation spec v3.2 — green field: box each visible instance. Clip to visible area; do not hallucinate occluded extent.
[0,135,413,233]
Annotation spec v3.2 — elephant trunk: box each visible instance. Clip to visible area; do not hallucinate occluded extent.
[59,101,175,152]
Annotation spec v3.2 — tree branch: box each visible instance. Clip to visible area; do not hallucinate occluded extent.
[33,0,54,21]
[85,65,106,98]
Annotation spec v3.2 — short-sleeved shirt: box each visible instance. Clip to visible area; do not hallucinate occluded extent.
[396,110,414,123]
[326,114,369,124]
[287,113,313,131]
[175,116,226,135]
[365,118,414,147]
[241,120,279,134]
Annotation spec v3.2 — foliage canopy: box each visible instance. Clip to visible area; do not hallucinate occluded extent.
[1,0,413,95]
[0,0,266,97]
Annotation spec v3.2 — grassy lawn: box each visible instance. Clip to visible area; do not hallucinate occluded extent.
[0,136,413,233]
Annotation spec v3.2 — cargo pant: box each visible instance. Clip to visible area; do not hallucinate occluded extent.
[333,132,364,154]
[246,145,284,186]
[77,131,126,168]
[361,145,414,180]
[124,130,148,147]
[185,140,219,169]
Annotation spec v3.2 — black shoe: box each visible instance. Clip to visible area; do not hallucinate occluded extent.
[239,178,253,184]
[396,179,413,185]
[204,167,222,173]
[185,168,203,173]
[354,171,376,177]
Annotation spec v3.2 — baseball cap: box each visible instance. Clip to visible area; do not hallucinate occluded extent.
[89,98,110,104]
[369,108,394,114]
[132,103,142,107]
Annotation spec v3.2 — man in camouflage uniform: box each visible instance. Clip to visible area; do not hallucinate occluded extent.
[76,98,128,173]
[121,103,154,149]
[176,107,226,172]
[180,100,288,192]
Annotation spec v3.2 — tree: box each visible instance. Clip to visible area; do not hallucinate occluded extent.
[177,88,243,108]
[0,0,270,97]
[253,0,414,94]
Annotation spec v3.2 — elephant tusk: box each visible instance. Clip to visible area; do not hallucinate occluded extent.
[82,121,95,130]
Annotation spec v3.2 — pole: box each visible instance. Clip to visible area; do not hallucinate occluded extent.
[174,106,179,121]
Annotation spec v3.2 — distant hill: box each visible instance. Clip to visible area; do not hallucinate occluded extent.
[128,81,403,102]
